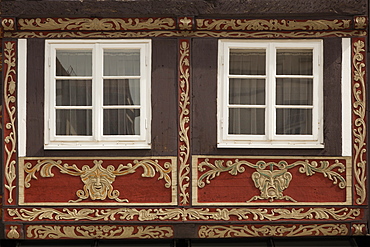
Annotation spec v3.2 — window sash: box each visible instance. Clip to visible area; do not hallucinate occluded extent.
[218,40,323,147]
[45,40,151,149]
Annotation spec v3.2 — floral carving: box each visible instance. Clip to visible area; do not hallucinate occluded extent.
[352,39,367,205]
[24,159,172,203]
[178,40,191,205]
[198,159,346,202]
[8,207,360,222]
[26,225,173,239]
[3,42,17,204]
[196,19,351,31]
[18,18,175,31]
[198,224,348,238]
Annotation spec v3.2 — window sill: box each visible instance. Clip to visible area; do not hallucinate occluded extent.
[217,141,324,149]
[44,142,151,150]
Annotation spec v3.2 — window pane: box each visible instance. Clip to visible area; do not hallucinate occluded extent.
[276,78,313,105]
[104,49,140,76]
[276,108,312,135]
[230,49,266,75]
[104,79,140,105]
[56,109,92,135]
[229,79,265,105]
[56,80,92,106]
[104,109,140,135]
[276,49,313,75]
[229,108,265,135]
[56,50,92,76]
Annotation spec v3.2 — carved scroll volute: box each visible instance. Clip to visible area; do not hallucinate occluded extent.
[3,41,17,205]
[352,38,367,205]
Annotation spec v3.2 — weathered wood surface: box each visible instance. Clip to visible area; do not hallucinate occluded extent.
[1,0,367,18]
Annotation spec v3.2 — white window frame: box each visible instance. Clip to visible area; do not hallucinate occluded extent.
[217,39,324,148]
[44,39,151,149]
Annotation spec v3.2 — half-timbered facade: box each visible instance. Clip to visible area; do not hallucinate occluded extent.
[0,0,369,246]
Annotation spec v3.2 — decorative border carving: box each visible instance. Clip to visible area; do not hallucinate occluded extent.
[2,18,16,31]
[3,41,17,205]
[6,226,20,239]
[196,158,348,204]
[352,38,367,205]
[7,207,361,222]
[352,223,367,235]
[26,225,173,239]
[4,30,366,39]
[22,159,173,204]
[198,224,349,238]
[354,17,368,30]
[178,17,193,30]
[196,19,351,31]
[178,40,190,205]
[17,18,176,31]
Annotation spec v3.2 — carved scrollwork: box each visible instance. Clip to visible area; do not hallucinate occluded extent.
[352,39,367,205]
[3,41,17,204]
[198,224,348,238]
[178,40,191,205]
[23,159,172,203]
[8,207,361,222]
[198,159,346,202]
[18,18,176,31]
[26,225,173,239]
[196,19,351,31]
[5,30,366,39]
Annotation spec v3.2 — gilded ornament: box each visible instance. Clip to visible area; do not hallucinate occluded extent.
[2,18,15,31]
[352,39,367,205]
[3,42,17,204]
[18,18,176,31]
[352,224,367,235]
[198,159,346,203]
[196,19,351,31]
[198,224,348,238]
[179,17,192,30]
[23,159,172,203]
[354,17,367,30]
[7,226,20,239]
[178,40,191,205]
[26,225,173,239]
[8,207,361,222]
[4,30,366,39]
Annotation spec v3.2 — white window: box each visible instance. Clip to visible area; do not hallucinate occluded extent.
[218,40,323,148]
[45,40,151,149]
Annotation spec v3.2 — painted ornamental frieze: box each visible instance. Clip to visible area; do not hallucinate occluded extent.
[193,157,350,206]
[19,158,177,205]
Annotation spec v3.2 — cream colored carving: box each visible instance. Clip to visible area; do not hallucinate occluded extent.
[2,18,15,31]
[18,18,175,31]
[198,224,348,238]
[4,42,17,204]
[198,159,346,203]
[7,226,20,239]
[352,40,367,205]
[354,17,367,30]
[179,17,192,30]
[196,19,351,31]
[178,41,191,205]
[8,207,360,222]
[352,224,366,235]
[26,225,173,239]
[4,30,366,39]
[23,159,172,203]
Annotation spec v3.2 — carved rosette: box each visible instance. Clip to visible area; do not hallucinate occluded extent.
[352,38,367,205]
[351,223,367,235]
[26,225,173,239]
[7,207,361,222]
[178,40,190,205]
[6,226,21,239]
[198,224,349,238]
[3,41,17,205]
[354,17,368,30]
